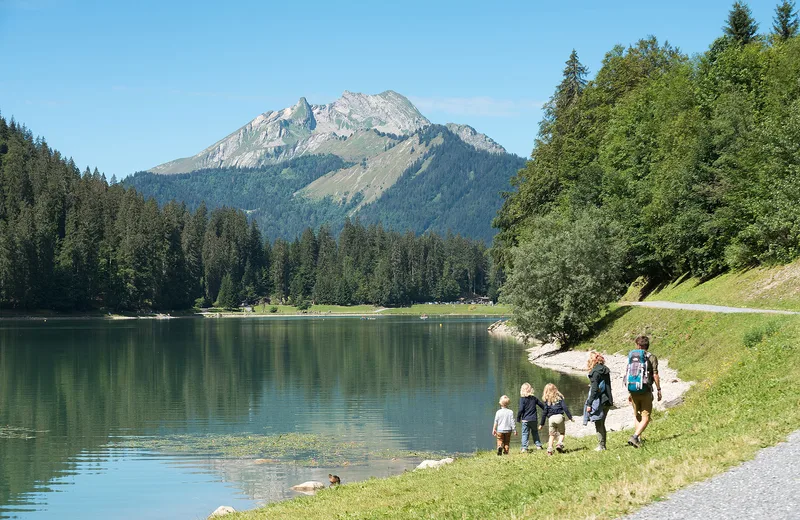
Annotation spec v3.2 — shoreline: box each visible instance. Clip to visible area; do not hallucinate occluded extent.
[488,320,694,438]
[0,309,510,321]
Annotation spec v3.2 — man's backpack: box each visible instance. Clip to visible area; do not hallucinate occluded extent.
[626,349,651,393]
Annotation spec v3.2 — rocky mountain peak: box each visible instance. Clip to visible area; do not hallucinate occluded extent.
[147,91,506,175]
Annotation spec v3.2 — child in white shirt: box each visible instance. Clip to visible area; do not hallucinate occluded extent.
[492,394,517,455]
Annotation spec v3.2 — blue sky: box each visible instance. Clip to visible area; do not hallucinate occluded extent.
[0,0,780,178]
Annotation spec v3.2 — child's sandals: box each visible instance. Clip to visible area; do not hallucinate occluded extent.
[555,443,565,453]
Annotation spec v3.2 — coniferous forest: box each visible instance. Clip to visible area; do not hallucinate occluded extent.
[0,116,495,311]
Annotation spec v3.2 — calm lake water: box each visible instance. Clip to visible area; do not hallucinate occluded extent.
[0,317,587,519]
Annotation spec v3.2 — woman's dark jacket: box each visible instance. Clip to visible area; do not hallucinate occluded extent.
[588,363,613,407]
[517,396,545,423]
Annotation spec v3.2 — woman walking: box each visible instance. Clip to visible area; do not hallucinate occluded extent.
[584,351,613,451]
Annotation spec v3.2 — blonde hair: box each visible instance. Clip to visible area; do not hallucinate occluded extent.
[542,383,564,405]
[587,351,605,372]
[499,395,510,407]
[520,382,534,397]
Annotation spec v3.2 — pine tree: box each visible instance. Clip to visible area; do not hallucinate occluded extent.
[556,49,588,112]
[724,1,759,44]
[216,273,238,309]
[773,0,799,41]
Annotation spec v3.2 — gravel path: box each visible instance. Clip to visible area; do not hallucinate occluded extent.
[624,300,799,314]
[623,430,800,519]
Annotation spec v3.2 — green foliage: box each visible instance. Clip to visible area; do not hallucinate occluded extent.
[742,320,781,348]
[495,31,800,293]
[0,116,495,312]
[773,0,799,40]
[501,210,627,345]
[268,305,278,313]
[357,126,525,243]
[295,299,311,311]
[724,1,760,44]
[215,273,239,310]
[125,155,352,242]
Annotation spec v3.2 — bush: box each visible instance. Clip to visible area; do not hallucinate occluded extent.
[501,209,627,346]
[269,306,278,313]
[296,300,311,311]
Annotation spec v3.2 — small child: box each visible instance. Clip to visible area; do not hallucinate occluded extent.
[538,383,574,455]
[492,394,517,455]
[517,382,545,452]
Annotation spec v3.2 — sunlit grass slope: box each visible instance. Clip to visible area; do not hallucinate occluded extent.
[624,258,800,311]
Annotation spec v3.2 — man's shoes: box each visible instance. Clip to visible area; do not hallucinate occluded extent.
[534,444,543,450]
[520,448,527,453]
[594,445,606,452]
[497,447,503,456]
[628,435,641,448]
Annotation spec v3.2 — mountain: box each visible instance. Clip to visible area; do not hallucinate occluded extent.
[149,91,432,174]
[129,91,523,242]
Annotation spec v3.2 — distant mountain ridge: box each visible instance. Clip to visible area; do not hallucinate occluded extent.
[131,91,522,242]
[148,91,505,174]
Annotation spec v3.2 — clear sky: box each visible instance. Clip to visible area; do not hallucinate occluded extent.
[0,0,780,178]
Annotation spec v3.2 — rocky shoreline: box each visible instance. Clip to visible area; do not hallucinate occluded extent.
[488,320,694,438]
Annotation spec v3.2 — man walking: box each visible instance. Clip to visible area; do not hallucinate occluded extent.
[627,335,661,448]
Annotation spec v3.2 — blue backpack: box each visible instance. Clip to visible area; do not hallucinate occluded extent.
[626,349,651,393]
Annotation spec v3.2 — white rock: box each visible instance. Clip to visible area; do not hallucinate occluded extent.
[208,505,236,518]
[414,457,455,470]
[290,480,326,491]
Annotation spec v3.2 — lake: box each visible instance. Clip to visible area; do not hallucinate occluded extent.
[0,317,587,519]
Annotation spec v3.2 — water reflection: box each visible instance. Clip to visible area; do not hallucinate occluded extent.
[0,317,586,518]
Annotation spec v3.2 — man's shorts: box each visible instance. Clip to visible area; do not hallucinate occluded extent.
[630,391,654,421]
[548,414,565,435]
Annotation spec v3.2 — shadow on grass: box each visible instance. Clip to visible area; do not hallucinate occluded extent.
[584,305,633,343]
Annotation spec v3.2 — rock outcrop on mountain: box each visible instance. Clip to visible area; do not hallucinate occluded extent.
[445,123,506,154]
[148,91,504,175]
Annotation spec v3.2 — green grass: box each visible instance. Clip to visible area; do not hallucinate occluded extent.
[247,304,381,315]
[379,304,511,316]
[624,258,800,311]
[232,302,800,518]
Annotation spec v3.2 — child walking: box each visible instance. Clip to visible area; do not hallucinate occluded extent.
[517,383,545,452]
[538,383,573,455]
[492,395,517,455]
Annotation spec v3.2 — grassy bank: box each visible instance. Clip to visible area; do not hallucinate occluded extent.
[623,258,800,311]
[231,291,800,518]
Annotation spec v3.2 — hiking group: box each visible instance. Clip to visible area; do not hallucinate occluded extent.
[492,334,661,454]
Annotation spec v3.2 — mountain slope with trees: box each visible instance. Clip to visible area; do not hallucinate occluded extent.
[0,116,495,311]
[495,0,800,343]
[127,125,525,242]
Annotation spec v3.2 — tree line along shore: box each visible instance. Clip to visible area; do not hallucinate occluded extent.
[0,118,497,313]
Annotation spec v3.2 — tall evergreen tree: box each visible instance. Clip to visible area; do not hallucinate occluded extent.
[215,273,238,309]
[724,1,759,44]
[556,49,589,112]
[773,0,799,41]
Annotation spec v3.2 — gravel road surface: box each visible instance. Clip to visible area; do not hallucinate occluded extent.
[625,301,799,314]
[623,430,800,519]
